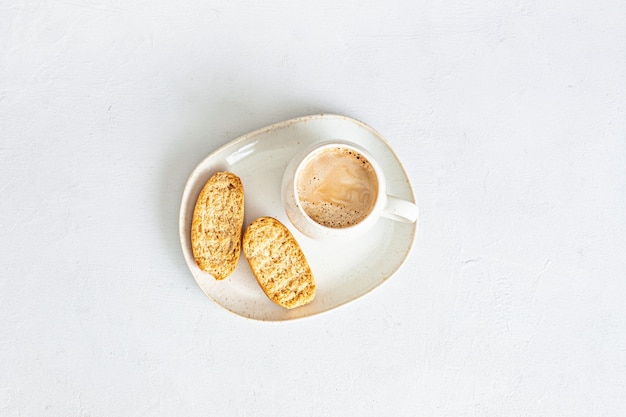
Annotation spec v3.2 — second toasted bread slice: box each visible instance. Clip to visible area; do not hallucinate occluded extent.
[191,171,244,280]
[243,217,316,309]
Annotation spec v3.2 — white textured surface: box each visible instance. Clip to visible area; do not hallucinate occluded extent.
[1,1,625,415]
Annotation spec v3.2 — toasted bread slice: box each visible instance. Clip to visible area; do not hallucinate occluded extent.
[243,217,316,309]
[191,171,244,280]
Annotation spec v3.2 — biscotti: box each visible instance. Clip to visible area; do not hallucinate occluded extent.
[191,171,244,280]
[242,217,316,309]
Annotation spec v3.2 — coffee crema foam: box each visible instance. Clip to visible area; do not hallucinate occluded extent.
[296,147,378,228]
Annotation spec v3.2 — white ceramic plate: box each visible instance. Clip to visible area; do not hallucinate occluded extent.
[179,114,418,321]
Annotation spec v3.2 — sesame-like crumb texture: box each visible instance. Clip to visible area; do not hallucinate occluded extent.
[191,172,244,280]
[243,217,316,309]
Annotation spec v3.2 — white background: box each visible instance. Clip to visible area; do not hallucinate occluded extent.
[1,1,625,415]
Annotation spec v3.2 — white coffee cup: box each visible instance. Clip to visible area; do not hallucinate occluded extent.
[282,141,418,240]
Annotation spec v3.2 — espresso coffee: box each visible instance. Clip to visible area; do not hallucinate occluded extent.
[296,146,378,228]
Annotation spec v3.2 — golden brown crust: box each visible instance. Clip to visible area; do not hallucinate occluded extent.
[242,217,316,309]
[191,171,244,280]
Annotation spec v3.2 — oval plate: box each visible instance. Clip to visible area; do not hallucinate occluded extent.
[179,114,418,321]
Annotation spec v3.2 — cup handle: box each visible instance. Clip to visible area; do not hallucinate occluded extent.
[381,195,419,223]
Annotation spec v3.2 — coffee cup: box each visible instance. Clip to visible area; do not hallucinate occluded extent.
[281,141,418,240]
